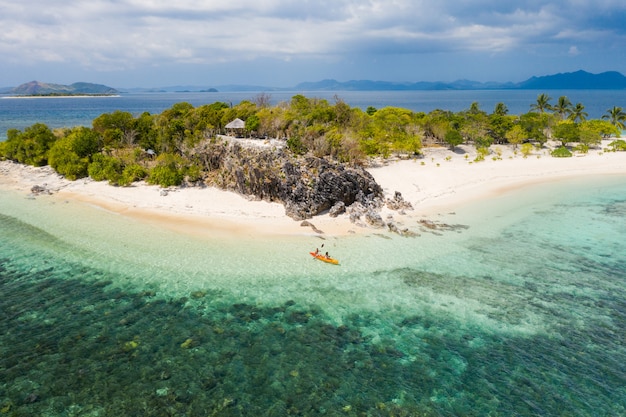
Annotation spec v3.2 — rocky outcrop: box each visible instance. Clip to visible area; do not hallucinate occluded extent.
[386,191,413,212]
[328,201,346,218]
[193,140,383,220]
[30,184,52,195]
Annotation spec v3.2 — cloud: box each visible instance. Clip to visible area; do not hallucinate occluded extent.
[0,0,625,85]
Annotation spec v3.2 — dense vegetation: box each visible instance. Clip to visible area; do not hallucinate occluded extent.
[1,94,624,187]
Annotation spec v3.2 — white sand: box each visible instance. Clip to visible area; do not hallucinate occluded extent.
[2,140,625,237]
[372,141,626,218]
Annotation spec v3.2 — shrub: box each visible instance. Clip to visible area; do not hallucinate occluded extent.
[608,139,626,151]
[574,144,589,154]
[48,127,101,180]
[185,163,203,183]
[520,143,534,158]
[551,146,573,158]
[1,124,56,166]
[147,153,185,187]
[49,137,89,180]
[473,147,489,162]
[118,163,148,186]
[286,135,306,155]
[444,129,463,150]
[88,153,123,184]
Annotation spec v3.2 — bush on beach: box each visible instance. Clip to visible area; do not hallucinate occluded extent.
[608,139,626,152]
[48,127,101,180]
[551,146,573,158]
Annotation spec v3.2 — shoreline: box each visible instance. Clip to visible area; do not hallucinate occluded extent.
[2,140,626,238]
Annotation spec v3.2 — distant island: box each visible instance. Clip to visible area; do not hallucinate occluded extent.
[3,81,119,96]
[2,70,625,95]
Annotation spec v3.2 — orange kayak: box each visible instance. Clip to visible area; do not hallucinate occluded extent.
[310,252,339,265]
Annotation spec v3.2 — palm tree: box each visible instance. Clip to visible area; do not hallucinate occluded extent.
[569,103,588,122]
[530,93,553,113]
[553,96,573,120]
[493,102,509,116]
[602,106,626,130]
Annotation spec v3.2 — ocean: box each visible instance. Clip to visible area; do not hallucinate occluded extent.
[1,173,625,415]
[1,90,626,415]
[2,89,626,141]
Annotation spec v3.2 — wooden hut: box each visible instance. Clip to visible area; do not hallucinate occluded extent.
[225,118,245,137]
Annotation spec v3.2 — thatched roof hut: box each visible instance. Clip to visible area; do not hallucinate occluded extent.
[225,118,246,137]
[225,118,245,129]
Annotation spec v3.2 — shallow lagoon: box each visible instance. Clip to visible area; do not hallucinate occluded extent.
[1,176,625,416]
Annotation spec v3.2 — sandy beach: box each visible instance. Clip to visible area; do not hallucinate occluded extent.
[2,140,626,237]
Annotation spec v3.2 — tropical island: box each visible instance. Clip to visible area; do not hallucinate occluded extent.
[1,93,626,236]
[3,81,119,96]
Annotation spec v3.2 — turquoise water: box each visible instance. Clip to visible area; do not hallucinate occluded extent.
[1,176,626,416]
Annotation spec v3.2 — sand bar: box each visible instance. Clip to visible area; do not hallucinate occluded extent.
[2,140,626,237]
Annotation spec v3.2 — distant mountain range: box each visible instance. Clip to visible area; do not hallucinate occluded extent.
[1,81,119,95]
[139,70,626,92]
[292,70,626,91]
[2,70,625,94]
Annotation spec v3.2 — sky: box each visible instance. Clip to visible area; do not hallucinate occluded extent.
[1,0,625,88]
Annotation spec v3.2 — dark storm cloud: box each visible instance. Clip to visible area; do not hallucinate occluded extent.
[0,0,624,86]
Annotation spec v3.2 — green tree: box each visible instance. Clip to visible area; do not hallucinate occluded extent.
[88,153,123,184]
[493,102,509,116]
[575,120,617,151]
[602,106,626,130]
[134,112,158,151]
[569,103,588,122]
[519,112,550,146]
[461,110,491,149]
[245,114,260,135]
[530,93,553,113]
[92,110,136,147]
[581,119,620,139]
[363,107,422,157]
[155,102,195,153]
[48,127,100,179]
[505,124,527,148]
[444,129,463,150]
[119,164,148,186]
[194,102,229,137]
[468,101,484,115]
[553,96,573,120]
[48,137,88,180]
[147,153,185,187]
[1,123,56,166]
[552,121,579,147]
[423,110,457,144]
[489,114,515,143]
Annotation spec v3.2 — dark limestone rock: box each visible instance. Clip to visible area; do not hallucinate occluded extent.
[194,140,383,221]
[387,221,419,237]
[386,191,413,212]
[329,201,346,217]
[364,209,386,228]
[30,184,51,195]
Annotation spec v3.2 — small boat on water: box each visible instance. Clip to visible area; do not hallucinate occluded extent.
[310,251,339,265]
